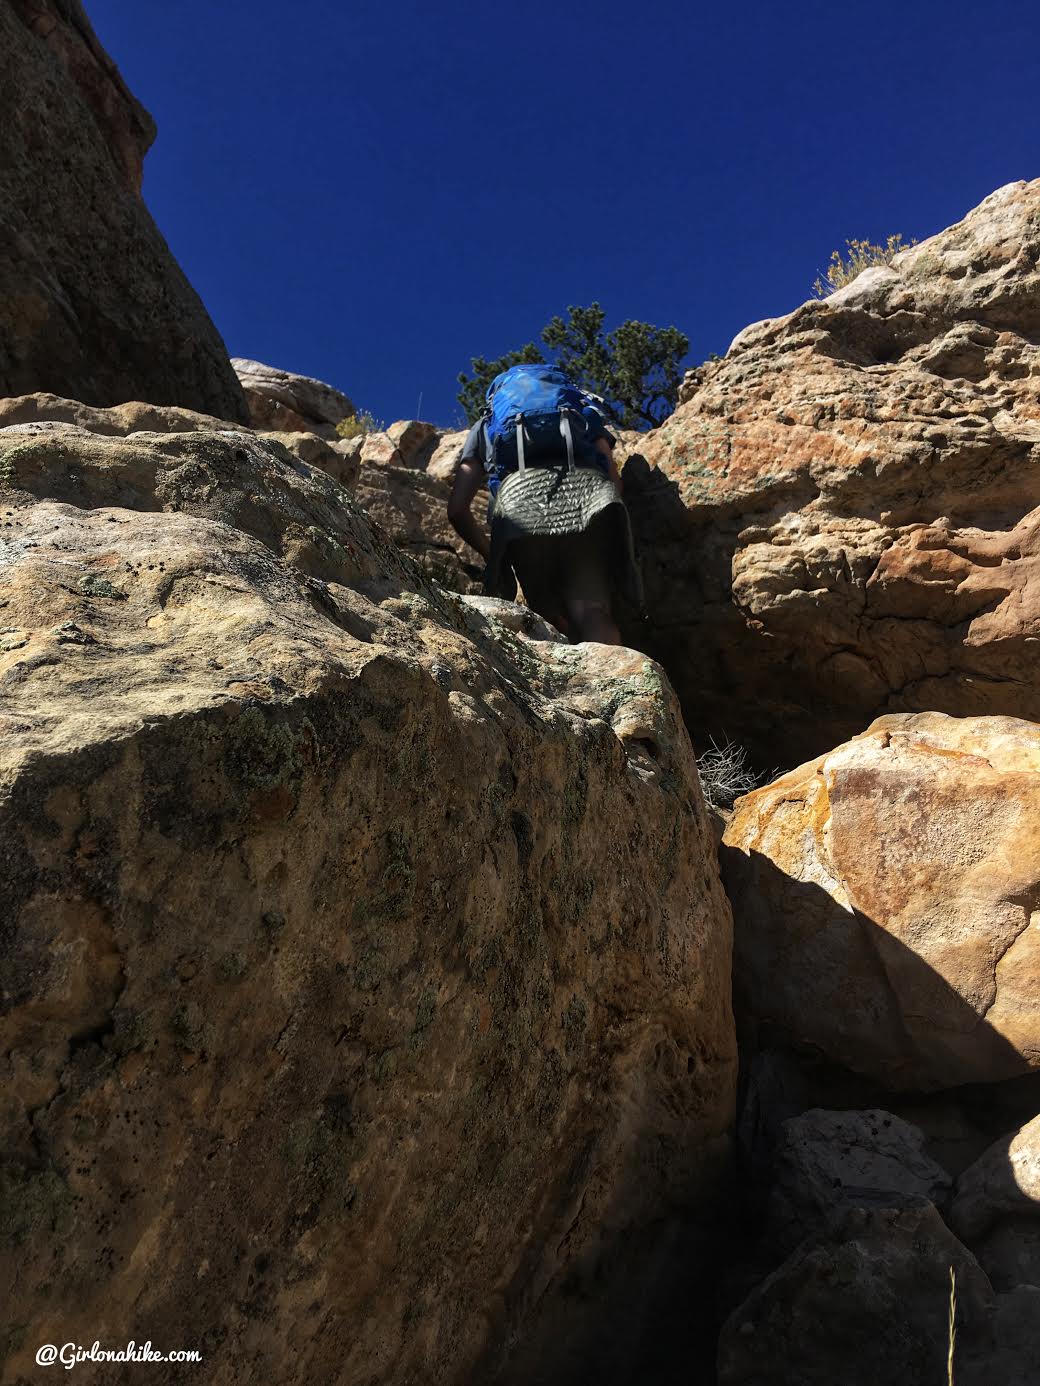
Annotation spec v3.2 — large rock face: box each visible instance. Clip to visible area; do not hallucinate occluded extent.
[0,417,735,1383]
[631,179,1040,765]
[722,711,1040,1092]
[0,0,248,421]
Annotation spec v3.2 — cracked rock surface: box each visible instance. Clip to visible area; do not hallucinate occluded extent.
[0,417,735,1384]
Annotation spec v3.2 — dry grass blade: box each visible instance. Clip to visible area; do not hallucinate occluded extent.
[948,1264,957,1386]
[697,737,766,812]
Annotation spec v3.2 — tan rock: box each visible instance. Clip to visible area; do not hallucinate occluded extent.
[354,456,487,595]
[231,357,354,439]
[426,428,470,482]
[0,393,360,492]
[386,419,439,469]
[0,2,247,420]
[722,711,1040,1090]
[358,429,403,467]
[260,431,360,490]
[633,179,1040,765]
[0,391,230,434]
[0,419,735,1384]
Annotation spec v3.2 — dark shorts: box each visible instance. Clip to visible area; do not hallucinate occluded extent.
[506,510,614,622]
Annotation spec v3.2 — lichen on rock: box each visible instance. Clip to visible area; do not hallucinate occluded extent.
[0,415,736,1384]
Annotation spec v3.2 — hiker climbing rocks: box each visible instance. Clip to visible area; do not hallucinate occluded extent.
[447,364,642,644]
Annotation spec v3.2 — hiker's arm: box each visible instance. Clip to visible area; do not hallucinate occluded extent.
[447,459,491,562]
[596,435,623,496]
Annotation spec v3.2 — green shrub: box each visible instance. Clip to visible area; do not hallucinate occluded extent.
[457,302,690,430]
[812,234,917,298]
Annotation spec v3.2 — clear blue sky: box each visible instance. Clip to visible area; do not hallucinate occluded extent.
[90,0,1039,427]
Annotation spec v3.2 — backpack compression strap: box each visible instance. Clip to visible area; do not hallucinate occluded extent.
[559,411,576,472]
[515,414,526,472]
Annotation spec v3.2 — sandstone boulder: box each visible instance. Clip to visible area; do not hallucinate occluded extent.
[426,428,470,482]
[358,429,403,467]
[0,420,735,1383]
[633,179,1040,766]
[231,358,355,439]
[386,419,439,469]
[722,712,1040,1091]
[0,0,247,420]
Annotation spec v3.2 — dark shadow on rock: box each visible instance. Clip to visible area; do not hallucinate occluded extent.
[715,849,1040,1383]
[618,455,861,774]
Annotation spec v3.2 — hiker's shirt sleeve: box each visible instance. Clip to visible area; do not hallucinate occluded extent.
[460,421,487,469]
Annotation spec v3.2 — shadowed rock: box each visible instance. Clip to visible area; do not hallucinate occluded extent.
[0,0,247,420]
[722,711,1040,1090]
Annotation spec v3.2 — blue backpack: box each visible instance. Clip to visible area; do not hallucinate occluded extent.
[482,364,604,494]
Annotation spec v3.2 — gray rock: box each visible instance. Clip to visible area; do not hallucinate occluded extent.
[769,1107,952,1251]
[952,1113,1040,1241]
[719,1201,991,1386]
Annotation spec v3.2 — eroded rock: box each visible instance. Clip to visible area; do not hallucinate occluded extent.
[718,1201,995,1386]
[354,456,487,594]
[768,1108,951,1252]
[0,393,361,492]
[951,1112,1040,1293]
[232,358,355,439]
[633,179,1040,765]
[0,420,735,1384]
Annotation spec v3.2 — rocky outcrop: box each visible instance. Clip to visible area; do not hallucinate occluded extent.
[232,358,355,439]
[0,0,247,421]
[766,1108,951,1252]
[0,417,735,1383]
[722,711,1040,1091]
[386,419,439,469]
[426,428,470,482]
[354,454,486,594]
[0,393,361,491]
[631,179,1040,765]
[719,1190,1030,1385]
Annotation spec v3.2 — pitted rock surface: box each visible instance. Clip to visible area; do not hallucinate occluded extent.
[631,179,1040,765]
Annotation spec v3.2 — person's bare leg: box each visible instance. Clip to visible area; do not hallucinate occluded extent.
[566,597,622,645]
[562,518,623,644]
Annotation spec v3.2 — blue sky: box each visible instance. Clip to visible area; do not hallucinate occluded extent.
[90,0,1040,427]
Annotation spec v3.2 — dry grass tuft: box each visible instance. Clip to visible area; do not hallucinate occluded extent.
[812,234,917,298]
[697,738,765,812]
